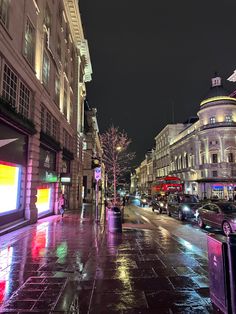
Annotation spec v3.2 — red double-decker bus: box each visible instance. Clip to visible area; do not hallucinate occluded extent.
[151,176,183,195]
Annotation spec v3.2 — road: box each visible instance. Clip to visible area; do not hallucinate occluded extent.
[124,201,215,256]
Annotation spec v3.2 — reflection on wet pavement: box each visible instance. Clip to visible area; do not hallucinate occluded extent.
[0,205,216,313]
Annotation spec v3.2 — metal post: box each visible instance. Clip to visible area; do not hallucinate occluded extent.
[95,179,99,222]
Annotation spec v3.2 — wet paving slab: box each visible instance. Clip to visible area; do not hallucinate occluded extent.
[0,208,219,313]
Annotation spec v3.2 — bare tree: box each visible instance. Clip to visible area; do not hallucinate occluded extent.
[100,126,135,203]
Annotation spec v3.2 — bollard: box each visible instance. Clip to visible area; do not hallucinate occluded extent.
[108,207,122,233]
[227,234,236,314]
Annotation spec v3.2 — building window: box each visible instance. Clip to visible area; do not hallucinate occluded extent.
[2,63,17,107]
[52,118,58,139]
[2,63,31,118]
[63,129,72,150]
[54,74,60,106]
[185,154,188,168]
[212,154,218,163]
[56,34,61,59]
[63,83,68,118]
[41,105,59,140]
[41,106,45,131]
[201,155,205,165]
[209,117,216,124]
[69,98,73,125]
[225,115,232,123]
[44,4,51,30]
[0,0,9,27]
[228,153,234,163]
[24,18,35,66]
[42,52,50,86]
[212,170,218,177]
[201,171,204,178]
[19,82,30,118]
[46,111,51,135]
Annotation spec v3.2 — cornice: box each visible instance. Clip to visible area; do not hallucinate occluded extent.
[63,0,92,82]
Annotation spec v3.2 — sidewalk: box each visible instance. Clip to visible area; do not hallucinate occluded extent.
[0,204,216,313]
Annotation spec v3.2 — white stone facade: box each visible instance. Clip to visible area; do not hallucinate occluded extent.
[170,76,236,199]
[136,75,236,200]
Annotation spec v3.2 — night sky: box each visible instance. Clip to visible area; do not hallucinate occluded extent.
[79,0,236,166]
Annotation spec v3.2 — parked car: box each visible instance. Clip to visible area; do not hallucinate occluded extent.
[196,202,236,236]
[166,194,201,220]
[140,194,152,207]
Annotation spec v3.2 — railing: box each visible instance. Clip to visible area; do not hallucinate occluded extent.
[200,121,236,131]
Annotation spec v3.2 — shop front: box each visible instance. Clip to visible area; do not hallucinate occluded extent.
[60,151,73,210]
[37,146,58,217]
[0,122,27,227]
[198,179,236,200]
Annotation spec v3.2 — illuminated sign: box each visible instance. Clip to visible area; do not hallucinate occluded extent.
[94,167,101,181]
[39,170,58,183]
[36,187,51,214]
[0,163,20,214]
[61,177,71,183]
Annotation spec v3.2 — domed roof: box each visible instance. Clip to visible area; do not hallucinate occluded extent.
[203,74,229,99]
[200,74,236,107]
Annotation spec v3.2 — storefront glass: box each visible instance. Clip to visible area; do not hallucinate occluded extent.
[36,186,52,215]
[0,162,21,214]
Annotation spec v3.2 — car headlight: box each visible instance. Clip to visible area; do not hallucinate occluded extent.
[159,202,164,207]
[183,206,190,211]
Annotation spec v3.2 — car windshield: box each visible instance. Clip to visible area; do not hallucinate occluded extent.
[180,195,199,203]
[219,203,236,213]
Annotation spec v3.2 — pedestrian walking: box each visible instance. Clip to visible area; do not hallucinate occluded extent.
[59,194,65,217]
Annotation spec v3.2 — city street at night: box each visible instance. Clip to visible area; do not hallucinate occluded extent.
[0,204,217,313]
[1,0,236,313]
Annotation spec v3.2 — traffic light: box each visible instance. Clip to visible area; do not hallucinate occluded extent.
[91,157,100,169]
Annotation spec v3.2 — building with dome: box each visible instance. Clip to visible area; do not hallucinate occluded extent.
[169,74,236,199]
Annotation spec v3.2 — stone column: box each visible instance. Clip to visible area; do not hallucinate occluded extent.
[25,130,40,224]
[218,134,225,162]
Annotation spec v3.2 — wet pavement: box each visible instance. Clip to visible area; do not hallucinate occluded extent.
[0,204,220,313]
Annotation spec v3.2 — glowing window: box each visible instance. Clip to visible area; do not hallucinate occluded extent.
[209,117,216,124]
[0,163,20,214]
[225,115,232,123]
[36,187,51,214]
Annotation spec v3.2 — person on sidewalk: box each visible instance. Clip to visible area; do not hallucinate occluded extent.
[59,194,65,217]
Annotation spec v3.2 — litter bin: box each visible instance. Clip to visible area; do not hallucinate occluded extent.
[207,233,231,313]
[227,234,236,314]
[108,207,122,233]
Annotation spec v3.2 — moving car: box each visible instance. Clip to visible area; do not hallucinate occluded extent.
[140,194,152,207]
[151,195,167,214]
[166,194,201,220]
[196,202,236,236]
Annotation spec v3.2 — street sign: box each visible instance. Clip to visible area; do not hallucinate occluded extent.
[94,167,101,181]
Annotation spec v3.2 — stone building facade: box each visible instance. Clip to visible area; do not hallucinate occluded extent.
[0,0,92,229]
[169,75,236,199]
[135,75,236,200]
[82,101,104,203]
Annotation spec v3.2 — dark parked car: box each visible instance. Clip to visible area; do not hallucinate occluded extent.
[166,194,201,220]
[196,202,236,236]
[140,194,152,207]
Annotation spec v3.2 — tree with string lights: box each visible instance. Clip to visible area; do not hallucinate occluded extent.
[100,125,135,203]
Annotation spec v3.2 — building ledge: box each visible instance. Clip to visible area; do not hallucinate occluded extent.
[0,219,30,237]
[0,97,36,135]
